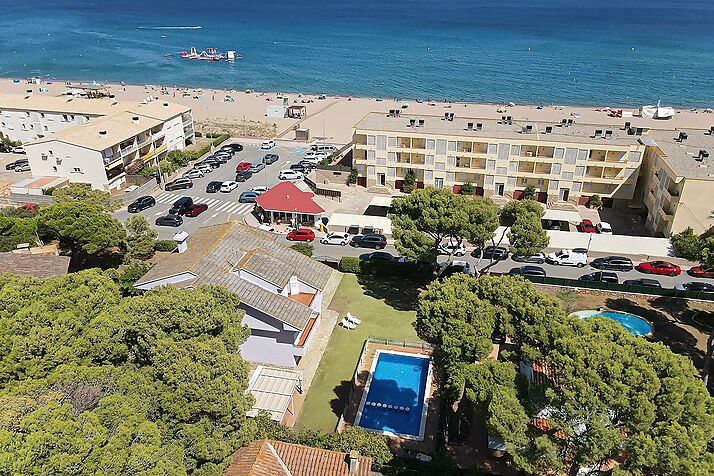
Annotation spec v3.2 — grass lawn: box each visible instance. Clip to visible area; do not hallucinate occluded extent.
[296,273,421,433]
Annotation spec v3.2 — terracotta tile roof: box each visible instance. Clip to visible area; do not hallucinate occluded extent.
[256,181,325,214]
[0,253,70,278]
[530,417,568,440]
[223,439,372,476]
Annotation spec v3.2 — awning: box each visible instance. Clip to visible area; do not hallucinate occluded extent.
[246,366,303,422]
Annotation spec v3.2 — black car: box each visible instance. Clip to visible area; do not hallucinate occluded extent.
[472,246,509,261]
[263,153,279,164]
[579,271,619,284]
[590,256,633,272]
[290,163,309,173]
[199,158,221,168]
[209,154,229,164]
[508,266,547,277]
[164,178,193,191]
[298,160,318,170]
[675,282,714,293]
[623,278,661,288]
[350,233,387,249]
[226,143,243,152]
[235,170,253,182]
[206,181,223,193]
[168,196,193,216]
[155,215,183,227]
[218,146,235,155]
[127,195,156,213]
[5,159,28,170]
[360,251,394,261]
[511,252,546,264]
[239,191,259,203]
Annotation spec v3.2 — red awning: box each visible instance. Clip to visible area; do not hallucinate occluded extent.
[256,181,325,214]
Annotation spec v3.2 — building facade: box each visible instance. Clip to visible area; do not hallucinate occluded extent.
[353,112,647,207]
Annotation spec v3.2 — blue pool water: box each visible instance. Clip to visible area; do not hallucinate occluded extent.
[357,352,430,438]
[576,310,653,336]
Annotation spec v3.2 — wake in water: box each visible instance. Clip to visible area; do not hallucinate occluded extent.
[138,26,202,30]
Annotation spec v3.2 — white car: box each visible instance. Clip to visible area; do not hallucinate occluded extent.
[124,185,140,193]
[303,151,328,162]
[183,168,205,179]
[251,186,268,194]
[220,181,239,192]
[596,221,613,234]
[438,241,467,256]
[320,232,350,246]
[546,249,588,267]
[12,146,26,154]
[278,170,304,181]
[261,140,276,149]
[194,164,213,174]
[258,224,275,232]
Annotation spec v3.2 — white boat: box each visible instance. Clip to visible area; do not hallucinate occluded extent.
[641,100,675,119]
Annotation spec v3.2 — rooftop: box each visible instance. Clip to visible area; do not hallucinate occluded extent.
[223,438,372,476]
[0,252,71,279]
[246,366,303,421]
[648,128,714,180]
[0,93,131,116]
[134,222,333,330]
[256,181,325,214]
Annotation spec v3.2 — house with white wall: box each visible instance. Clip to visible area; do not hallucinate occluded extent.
[134,222,334,368]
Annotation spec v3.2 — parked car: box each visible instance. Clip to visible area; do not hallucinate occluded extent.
[546,249,587,267]
[290,163,310,173]
[286,227,315,242]
[258,224,275,232]
[688,265,714,279]
[5,159,28,170]
[235,161,252,172]
[263,153,279,164]
[251,186,268,194]
[239,191,259,203]
[168,196,193,215]
[250,162,266,173]
[438,260,472,278]
[596,221,613,234]
[311,143,337,154]
[182,168,204,179]
[261,140,276,149]
[184,203,208,217]
[164,178,193,191]
[512,252,546,264]
[471,246,509,261]
[350,233,387,249]
[635,260,681,276]
[438,241,467,257]
[623,278,662,288]
[218,145,235,155]
[579,271,619,284]
[194,164,213,174]
[124,185,140,193]
[320,232,350,246]
[590,256,633,272]
[508,266,547,277]
[226,143,243,152]
[155,215,183,227]
[127,196,156,213]
[206,181,223,193]
[577,219,598,233]
[360,251,394,261]
[278,170,303,181]
[235,170,253,182]
[674,282,714,293]
[12,146,26,154]
[220,181,239,192]
[303,151,327,162]
[199,158,220,168]
[14,163,31,172]
[211,153,230,164]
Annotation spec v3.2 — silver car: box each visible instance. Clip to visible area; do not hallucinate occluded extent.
[183,168,205,179]
[250,162,266,173]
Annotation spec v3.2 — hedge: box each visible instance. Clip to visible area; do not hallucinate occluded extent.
[338,256,432,280]
[154,240,177,252]
[191,133,230,159]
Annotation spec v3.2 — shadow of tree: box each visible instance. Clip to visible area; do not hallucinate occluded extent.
[329,379,353,420]
[605,297,706,371]
[356,274,424,311]
[69,250,124,272]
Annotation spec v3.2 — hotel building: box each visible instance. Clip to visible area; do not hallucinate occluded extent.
[0,94,194,191]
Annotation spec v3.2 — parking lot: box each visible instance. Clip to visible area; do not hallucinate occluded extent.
[0,151,31,199]
[113,142,309,239]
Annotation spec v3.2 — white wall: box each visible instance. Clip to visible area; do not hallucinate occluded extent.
[0,108,97,144]
[24,140,113,190]
[239,306,303,368]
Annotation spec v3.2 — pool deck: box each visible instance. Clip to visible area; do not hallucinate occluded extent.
[338,341,442,457]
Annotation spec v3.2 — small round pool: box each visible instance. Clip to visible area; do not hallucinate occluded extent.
[572,310,653,336]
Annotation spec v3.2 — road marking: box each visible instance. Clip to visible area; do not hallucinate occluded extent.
[215,202,233,212]
[154,211,164,216]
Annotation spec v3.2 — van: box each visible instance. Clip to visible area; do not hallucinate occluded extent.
[311,143,336,154]
[546,248,588,267]
[169,196,193,215]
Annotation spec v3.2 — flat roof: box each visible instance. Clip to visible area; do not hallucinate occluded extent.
[246,366,302,421]
[0,93,131,116]
[329,213,392,235]
[355,112,644,147]
[648,129,714,180]
[368,195,401,207]
[126,100,190,121]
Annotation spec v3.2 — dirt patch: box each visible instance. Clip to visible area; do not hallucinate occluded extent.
[196,118,277,139]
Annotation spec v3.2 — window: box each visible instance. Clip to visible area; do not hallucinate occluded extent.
[425,170,433,181]
[498,143,510,160]
[624,168,636,178]
[387,136,396,147]
[425,155,434,166]
[562,172,574,181]
[485,175,494,185]
[387,167,396,177]
[577,149,588,161]
[487,143,498,155]
[507,176,516,187]
[447,156,456,167]
[426,139,435,150]
[496,167,507,175]
[510,145,521,156]
[575,166,585,177]
[376,157,386,165]
[366,135,376,145]
[446,172,455,182]
[537,179,544,185]
[435,140,447,155]
[367,165,375,175]
[486,159,496,171]
[509,161,518,171]
[435,162,445,171]
[367,150,375,160]
[549,180,559,190]
[447,140,456,151]
[388,151,396,162]
[628,151,641,163]
[572,182,582,192]
[551,163,562,175]
[554,148,565,160]
[376,135,387,151]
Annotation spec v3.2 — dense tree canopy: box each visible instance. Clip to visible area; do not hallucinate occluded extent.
[501,200,549,257]
[52,183,120,212]
[672,226,714,267]
[0,270,253,475]
[125,215,158,260]
[415,275,714,475]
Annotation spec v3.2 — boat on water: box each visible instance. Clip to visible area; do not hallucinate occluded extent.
[176,47,243,62]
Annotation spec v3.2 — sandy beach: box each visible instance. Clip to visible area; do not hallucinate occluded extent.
[2,78,713,145]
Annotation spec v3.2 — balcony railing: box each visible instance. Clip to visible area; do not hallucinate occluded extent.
[184,129,194,138]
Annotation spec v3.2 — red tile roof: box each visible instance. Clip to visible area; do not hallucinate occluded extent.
[223,438,372,476]
[256,182,325,214]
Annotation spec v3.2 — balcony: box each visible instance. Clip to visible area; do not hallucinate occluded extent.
[665,187,680,199]
[184,129,194,138]
[137,136,152,148]
[140,143,167,162]
[182,115,192,125]
[121,144,136,155]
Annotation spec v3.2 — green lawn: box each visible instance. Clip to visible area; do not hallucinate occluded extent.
[296,273,420,432]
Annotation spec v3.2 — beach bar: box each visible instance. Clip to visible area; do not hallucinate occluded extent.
[256,181,325,227]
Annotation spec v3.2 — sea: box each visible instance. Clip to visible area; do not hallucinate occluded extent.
[1,0,713,107]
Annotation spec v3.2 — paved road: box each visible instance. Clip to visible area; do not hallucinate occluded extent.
[113,142,310,239]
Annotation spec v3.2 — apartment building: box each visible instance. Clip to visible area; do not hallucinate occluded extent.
[639,129,714,236]
[353,112,647,206]
[0,94,194,191]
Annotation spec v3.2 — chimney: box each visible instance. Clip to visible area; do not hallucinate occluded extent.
[678,131,688,142]
[348,451,360,474]
[409,118,416,127]
[132,116,140,123]
[418,118,424,127]
[604,130,613,139]
[466,122,473,130]
[709,125,714,135]
[99,130,108,137]
[594,129,602,138]
[545,125,553,134]
[475,122,483,131]
[163,102,169,107]
[624,121,631,129]
[696,149,709,161]
[173,231,189,253]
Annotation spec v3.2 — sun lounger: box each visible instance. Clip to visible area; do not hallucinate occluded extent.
[346,312,361,325]
[340,318,356,330]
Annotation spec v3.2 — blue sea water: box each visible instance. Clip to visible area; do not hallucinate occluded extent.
[1,0,713,106]
[358,352,430,437]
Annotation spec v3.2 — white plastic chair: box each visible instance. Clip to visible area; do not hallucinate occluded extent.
[340,318,356,330]
[346,312,362,325]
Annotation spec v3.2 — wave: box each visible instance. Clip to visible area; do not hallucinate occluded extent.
[137,26,202,30]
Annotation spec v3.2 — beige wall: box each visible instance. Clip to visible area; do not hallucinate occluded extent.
[25,141,111,190]
[670,179,714,235]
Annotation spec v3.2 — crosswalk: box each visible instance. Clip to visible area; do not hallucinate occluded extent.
[155,192,255,215]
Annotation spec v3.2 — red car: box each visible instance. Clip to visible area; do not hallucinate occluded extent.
[636,260,681,276]
[578,219,598,233]
[286,228,315,242]
[184,203,209,217]
[235,162,253,172]
[688,265,714,279]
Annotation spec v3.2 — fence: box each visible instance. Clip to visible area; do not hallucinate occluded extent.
[522,275,714,302]
[119,177,159,204]
[303,176,342,201]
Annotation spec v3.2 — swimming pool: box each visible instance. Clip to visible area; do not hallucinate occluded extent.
[573,310,653,336]
[355,350,432,440]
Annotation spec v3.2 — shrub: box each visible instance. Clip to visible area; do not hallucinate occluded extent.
[136,166,158,177]
[460,182,474,195]
[194,131,202,138]
[338,256,361,273]
[167,150,191,167]
[290,243,314,257]
[158,159,178,175]
[348,169,358,185]
[522,185,537,200]
[154,239,177,252]
[401,169,417,193]
[588,194,602,209]
[671,227,702,260]
[338,256,432,280]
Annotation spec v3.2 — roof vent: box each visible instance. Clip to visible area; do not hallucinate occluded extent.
[99,130,107,137]
[162,102,169,107]
[409,118,416,127]
[475,122,483,131]
[624,121,632,129]
[448,112,455,122]
[131,116,140,123]
[678,131,688,142]
[466,122,473,130]
[696,149,709,161]
[522,124,533,133]
[545,125,553,134]
[604,130,613,139]
[567,118,574,126]
[506,115,512,125]
[635,127,644,136]
[418,119,424,127]
[709,125,714,135]
[561,119,568,126]
[594,129,602,138]
[445,113,450,120]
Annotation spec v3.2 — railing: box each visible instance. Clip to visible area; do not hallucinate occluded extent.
[121,144,136,155]
[184,129,194,138]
